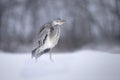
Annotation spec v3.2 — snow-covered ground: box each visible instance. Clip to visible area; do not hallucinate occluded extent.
[0,50,120,80]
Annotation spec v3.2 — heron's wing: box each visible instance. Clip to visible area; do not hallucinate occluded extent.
[38,27,50,46]
[32,23,52,51]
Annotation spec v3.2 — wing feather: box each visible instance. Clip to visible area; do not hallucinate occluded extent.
[33,24,51,49]
[38,25,51,45]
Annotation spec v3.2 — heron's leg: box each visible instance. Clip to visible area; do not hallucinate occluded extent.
[49,49,54,62]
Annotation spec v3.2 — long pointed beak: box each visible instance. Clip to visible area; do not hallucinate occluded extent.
[61,20,66,23]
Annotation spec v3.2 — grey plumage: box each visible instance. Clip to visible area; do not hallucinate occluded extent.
[32,18,66,59]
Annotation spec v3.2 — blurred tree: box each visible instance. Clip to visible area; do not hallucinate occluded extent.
[0,0,120,52]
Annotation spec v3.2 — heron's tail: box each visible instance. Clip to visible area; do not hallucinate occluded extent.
[31,47,46,59]
[32,48,42,60]
[32,48,37,58]
[32,48,51,60]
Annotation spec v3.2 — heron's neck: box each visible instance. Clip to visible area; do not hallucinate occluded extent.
[53,25,60,31]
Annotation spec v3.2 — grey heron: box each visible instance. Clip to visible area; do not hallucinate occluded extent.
[32,18,66,60]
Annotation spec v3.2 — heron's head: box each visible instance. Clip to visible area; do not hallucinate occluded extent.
[52,18,66,26]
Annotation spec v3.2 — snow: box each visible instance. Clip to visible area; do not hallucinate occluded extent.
[0,50,120,80]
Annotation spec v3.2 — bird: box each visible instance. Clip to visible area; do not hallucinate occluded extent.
[32,18,66,60]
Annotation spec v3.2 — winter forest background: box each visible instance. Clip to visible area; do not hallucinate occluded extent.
[0,0,120,80]
[0,0,120,52]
